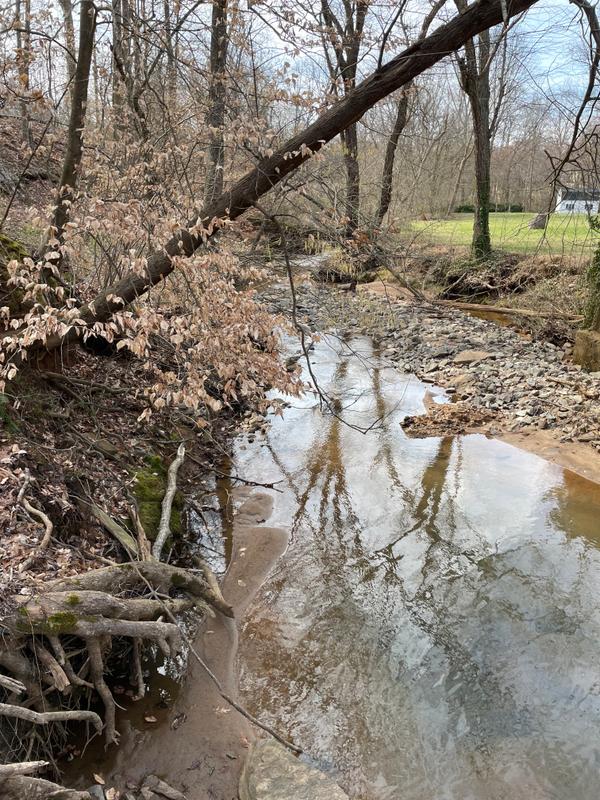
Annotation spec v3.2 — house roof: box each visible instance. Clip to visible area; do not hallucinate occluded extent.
[560,188,600,202]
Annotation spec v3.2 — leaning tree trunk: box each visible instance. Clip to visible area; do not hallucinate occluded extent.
[204,0,229,207]
[376,87,410,227]
[4,0,541,363]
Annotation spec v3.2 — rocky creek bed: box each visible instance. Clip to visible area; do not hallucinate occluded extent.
[261,277,600,450]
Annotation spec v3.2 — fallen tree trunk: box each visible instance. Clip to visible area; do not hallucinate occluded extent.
[3,0,540,361]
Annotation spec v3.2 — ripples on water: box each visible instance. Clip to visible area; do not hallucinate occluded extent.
[234,334,600,800]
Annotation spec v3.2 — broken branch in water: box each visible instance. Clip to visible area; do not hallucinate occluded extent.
[132,563,303,756]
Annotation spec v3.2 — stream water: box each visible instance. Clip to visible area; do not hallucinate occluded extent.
[229,332,600,800]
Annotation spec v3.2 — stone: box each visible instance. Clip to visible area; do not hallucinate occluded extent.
[86,788,106,800]
[453,349,493,365]
[141,776,187,800]
[239,740,349,800]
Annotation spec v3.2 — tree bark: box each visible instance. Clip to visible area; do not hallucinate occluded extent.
[9,0,540,358]
[320,0,369,235]
[204,0,229,207]
[51,0,97,251]
[342,123,360,234]
[376,88,411,226]
[57,0,76,100]
[455,11,493,259]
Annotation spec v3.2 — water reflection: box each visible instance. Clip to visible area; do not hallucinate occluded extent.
[236,335,600,800]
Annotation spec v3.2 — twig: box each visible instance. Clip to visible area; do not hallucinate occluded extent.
[19,499,53,573]
[132,565,302,755]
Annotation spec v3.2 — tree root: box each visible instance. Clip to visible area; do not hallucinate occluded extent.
[0,773,91,799]
[19,497,54,573]
[0,704,102,733]
[0,557,233,753]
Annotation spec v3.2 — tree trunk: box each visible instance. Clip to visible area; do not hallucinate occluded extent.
[57,0,76,99]
[470,78,491,258]
[15,0,32,147]
[51,0,97,251]
[204,0,229,207]
[456,24,492,259]
[342,123,360,235]
[376,87,410,227]
[14,0,540,358]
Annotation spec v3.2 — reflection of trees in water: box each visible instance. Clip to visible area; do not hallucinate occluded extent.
[244,338,600,798]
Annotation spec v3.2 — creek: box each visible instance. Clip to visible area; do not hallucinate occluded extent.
[233,332,600,799]
[67,327,600,800]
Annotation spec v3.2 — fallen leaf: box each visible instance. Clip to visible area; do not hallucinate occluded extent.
[144,714,157,723]
[93,774,105,785]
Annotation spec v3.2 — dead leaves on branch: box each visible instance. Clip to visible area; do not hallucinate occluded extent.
[1,248,301,420]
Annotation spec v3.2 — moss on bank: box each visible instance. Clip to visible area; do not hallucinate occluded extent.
[132,455,183,541]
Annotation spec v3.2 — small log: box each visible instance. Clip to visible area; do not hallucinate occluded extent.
[152,443,186,561]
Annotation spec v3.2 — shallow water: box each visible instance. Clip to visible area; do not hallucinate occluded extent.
[233,333,600,800]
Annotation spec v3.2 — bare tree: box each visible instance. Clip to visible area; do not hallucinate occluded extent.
[455,18,493,257]
[204,0,229,206]
[321,0,370,235]
[50,0,97,255]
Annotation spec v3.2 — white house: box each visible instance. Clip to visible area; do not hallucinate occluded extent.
[555,187,600,214]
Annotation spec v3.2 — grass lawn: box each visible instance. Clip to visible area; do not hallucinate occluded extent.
[409,212,600,260]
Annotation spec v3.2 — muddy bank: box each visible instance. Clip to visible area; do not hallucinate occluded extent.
[66,491,288,800]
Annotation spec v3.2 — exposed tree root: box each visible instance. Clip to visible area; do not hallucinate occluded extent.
[0,556,234,770]
[0,704,102,733]
[18,498,54,573]
[0,773,91,799]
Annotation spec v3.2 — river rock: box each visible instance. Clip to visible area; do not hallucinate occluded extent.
[239,740,349,800]
[140,775,187,800]
[453,349,493,364]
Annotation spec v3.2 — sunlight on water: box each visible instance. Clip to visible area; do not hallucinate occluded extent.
[236,334,600,800]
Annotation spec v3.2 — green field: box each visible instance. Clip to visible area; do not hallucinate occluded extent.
[410,212,600,259]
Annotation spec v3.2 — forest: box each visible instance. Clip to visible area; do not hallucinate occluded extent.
[2,0,600,798]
